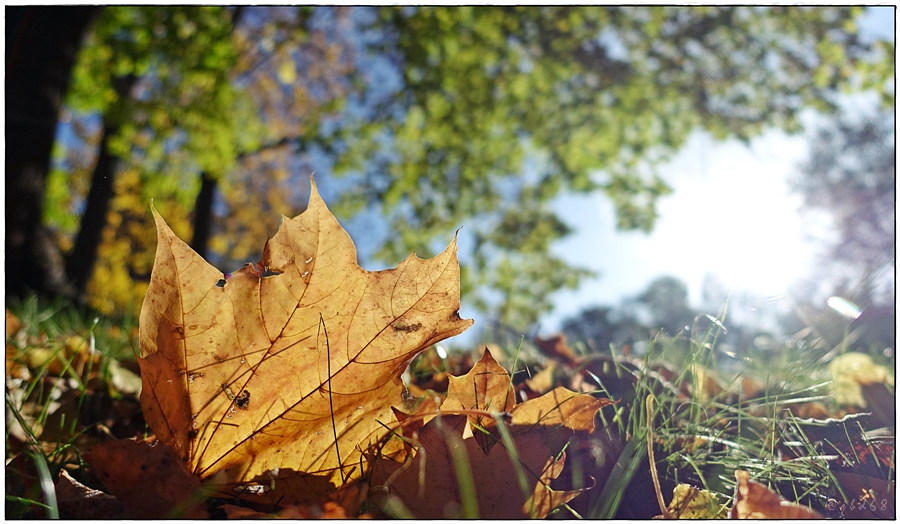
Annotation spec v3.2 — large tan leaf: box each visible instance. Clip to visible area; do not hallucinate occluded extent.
[137,177,472,501]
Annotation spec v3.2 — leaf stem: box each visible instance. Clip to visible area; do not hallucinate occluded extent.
[319,314,344,483]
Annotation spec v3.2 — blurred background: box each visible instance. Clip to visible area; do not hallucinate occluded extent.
[7,6,895,359]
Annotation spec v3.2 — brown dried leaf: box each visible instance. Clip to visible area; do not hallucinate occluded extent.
[84,438,206,518]
[729,470,822,519]
[370,356,611,518]
[370,414,582,519]
[6,308,21,338]
[55,469,129,519]
[442,348,515,415]
[441,348,514,449]
[534,334,581,367]
[138,177,472,503]
[525,361,559,396]
[510,386,613,431]
[220,500,358,519]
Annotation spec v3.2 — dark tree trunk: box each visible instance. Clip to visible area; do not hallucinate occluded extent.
[6,6,100,299]
[188,6,245,259]
[189,172,217,258]
[64,74,137,299]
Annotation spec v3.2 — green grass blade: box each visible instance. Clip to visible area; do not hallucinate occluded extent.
[5,495,53,511]
[492,412,536,516]
[440,420,478,518]
[29,450,59,519]
[588,432,646,518]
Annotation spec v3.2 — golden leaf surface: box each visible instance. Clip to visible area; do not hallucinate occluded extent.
[137,177,472,494]
[440,348,514,448]
[442,348,515,415]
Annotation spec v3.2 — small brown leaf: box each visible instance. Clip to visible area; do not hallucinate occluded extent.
[442,348,515,416]
[84,438,207,518]
[370,414,581,519]
[441,348,514,450]
[6,308,21,338]
[729,470,822,519]
[525,361,559,395]
[55,469,128,519]
[534,334,581,367]
[510,386,612,431]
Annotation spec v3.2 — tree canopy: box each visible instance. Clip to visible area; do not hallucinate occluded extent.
[28,6,895,329]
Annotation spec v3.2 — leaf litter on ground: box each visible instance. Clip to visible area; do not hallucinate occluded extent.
[7,176,894,518]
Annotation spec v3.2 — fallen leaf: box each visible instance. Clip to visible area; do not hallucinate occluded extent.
[84,438,207,518]
[510,386,613,431]
[370,353,611,518]
[534,334,581,368]
[860,382,895,428]
[729,470,822,519]
[441,348,514,450]
[829,352,893,408]
[55,469,129,519]
[659,483,726,519]
[525,361,559,395]
[107,358,142,397]
[370,414,584,518]
[6,308,21,338]
[138,176,472,503]
[443,348,515,416]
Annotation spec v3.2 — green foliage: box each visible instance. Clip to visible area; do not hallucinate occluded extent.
[337,6,892,328]
[43,6,893,328]
[46,7,357,316]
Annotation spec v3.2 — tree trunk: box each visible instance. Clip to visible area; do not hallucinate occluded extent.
[64,74,137,300]
[189,172,217,258]
[188,6,245,259]
[6,6,100,299]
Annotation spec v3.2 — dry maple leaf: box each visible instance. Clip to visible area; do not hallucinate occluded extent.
[84,438,206,518]
[442,348,515,416]
[54,469,129,520]
[370,350,612,518]
[137,176,472,503]
[370,414,585,519]
[440,348,515,451]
